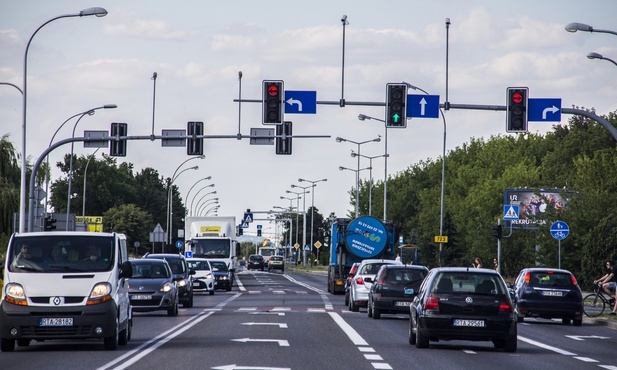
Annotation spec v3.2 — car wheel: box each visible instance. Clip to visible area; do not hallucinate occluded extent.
[1,338,15,352]
[493,340,504,349]
[104,324,119,350]
[373,307,381,320]
[367,301,373,318]
[573,319,582,326]
[209,290,214,296]
[415,325,429,348]
[183,293,194,308]
[344,293,349,307]
[503,335,517,353]
[408,316,417,345]
[118,320,129,346]
[281,269,284,273]
[562,318,571,325]
[350,297,359,312]
[168,299,179,317]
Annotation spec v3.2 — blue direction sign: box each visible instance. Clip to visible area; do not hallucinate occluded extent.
[528,98,562,122]
[550,221,569,240]
[285,90,316,114]
[185,251,193,258]
[407,94,440,118]
[175,240,183,249]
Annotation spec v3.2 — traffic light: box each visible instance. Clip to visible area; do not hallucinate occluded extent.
[506,87,528,132]
[491,225,503,239]
[386,83,407,128]
[44,215,57,231]
[275,121,292,155]
[110,122,128,157]
[257,229,262,237]
[238,227,243,236]
[262,80,284,124]
[187,121,204,156]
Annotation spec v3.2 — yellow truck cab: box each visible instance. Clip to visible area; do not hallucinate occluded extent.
[0,232,133,351]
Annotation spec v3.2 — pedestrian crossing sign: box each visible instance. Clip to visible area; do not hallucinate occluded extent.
[503,205,519,220]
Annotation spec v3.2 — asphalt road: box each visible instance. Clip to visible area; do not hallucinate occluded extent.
[1,268,617,370]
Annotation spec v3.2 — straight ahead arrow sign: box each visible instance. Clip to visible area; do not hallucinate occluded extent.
[232,338,290,346]
[241,322,288,328]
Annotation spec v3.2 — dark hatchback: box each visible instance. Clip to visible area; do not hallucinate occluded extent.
[143,253,195,308]
[409,267,517,352]
[512,267,583,326]
[247,254,265,271]
[210,260,233,291]
[368,265,428,319]
[128,259,179,316]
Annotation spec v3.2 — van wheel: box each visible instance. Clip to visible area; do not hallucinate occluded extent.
[0,338,15,352]
[127,316,132,341]
[118,322,129,346]
[104,326,119,350]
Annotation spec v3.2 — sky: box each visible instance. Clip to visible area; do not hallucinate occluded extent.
[1,0,616,239]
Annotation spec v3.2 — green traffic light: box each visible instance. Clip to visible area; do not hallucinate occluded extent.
[392,113,400,123]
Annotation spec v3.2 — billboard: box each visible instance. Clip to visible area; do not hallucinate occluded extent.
[503,189,570,229]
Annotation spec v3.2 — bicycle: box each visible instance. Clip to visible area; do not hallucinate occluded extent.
[583,283,616,317]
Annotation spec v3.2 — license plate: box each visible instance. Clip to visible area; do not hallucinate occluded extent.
[40,318,73,327]
[542,291,563,297]
[193,282,200,287]
[131,294,152,300]
[452,319,485,327]
[395,301,412,307]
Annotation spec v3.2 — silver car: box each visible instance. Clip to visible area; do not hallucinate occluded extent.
[187,258,216,295]
[348,259,402,312]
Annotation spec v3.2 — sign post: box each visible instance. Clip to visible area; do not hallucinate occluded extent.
[550,221,569,269]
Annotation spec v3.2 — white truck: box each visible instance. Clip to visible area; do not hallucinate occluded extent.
[184,216,238,281]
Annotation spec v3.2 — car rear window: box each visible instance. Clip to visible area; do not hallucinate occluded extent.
[528,271,573,287]
[384,269,426,286]
[359,263,388,275]
[432,272,506,295]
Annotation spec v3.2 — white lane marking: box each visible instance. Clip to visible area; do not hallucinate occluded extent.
[359,347,375,353]
[328,312,368,346]
[573,357,598,362]
[231,338,290,347]
[364,354,383,360]
[518,335,577,356]
[462,350,477,354]
[372,363,392,369]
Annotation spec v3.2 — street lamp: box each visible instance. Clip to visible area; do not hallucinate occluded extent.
[167,158,202,244]
[339,166,371,217]
[404,82,448,267]
[587,52,617,67]
[358,114,389,221]
[190,184,215,216]
[20,6,108,233]
[203,204,220,216]
[66,104,117,229]
[185,177,212,216]
[336,136,380,216]
[284,191,303,248]
[298,178,327,265]
[350,151,388,216]
[565,22,617,36]
[193,192,218,216]
[197,198,219,217]
[81,148,100,220]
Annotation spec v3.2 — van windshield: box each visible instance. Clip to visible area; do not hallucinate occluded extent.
[8,235,115,273]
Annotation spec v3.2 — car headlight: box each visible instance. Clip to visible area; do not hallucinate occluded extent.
[160,282,173,292]
[87,282,112,305]
[177,279,187,287]
[4,283,27,306]
[204,273,213,280]
[219,275,229,281]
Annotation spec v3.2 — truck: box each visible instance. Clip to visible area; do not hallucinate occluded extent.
[184,216,238,282]
[327,216,396,294]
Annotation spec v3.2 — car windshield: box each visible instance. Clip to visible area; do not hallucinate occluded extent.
[131,262,170,278]
[360,263,388,275]
[528,271,573,287]
[8,235,115,273]
[432,272,506,295]
[210,261,228,271]
[188,260,211,271]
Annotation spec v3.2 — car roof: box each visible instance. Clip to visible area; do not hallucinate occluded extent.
[131,259,168,265]
[380,265,427,270]
[521,267,573,274]
[144,253,185,260]
[430,267,500,274]
[186,257,210,262]
[359,259,400,265]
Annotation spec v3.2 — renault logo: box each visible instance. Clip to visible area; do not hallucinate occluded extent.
[52,296,62,305]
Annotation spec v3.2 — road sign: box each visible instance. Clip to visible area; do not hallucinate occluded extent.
[185,251,193,258]
[550,221,569,240]
[407,94,440,118]
[257,224,262,230]
[241,222,249,228]
[294,243,300,249]
[503,205,519,220]
[243,212,253,223]
[434,235,448,243]
[314,241,322,248]
[175,240,183,249]
[285,91,316,114]
[528,98,562,122]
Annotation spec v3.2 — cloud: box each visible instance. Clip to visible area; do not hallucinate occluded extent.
[103,19,195,40]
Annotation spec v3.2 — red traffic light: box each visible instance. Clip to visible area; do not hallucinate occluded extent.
[268,85,279,97]
[512,93,523,104]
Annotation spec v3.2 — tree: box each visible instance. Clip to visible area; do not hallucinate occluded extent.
[103,204,153,254]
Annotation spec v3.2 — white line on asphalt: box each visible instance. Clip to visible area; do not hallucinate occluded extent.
[518,335,577,356]
[328,312,368,346]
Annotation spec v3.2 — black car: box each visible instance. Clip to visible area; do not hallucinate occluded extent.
[512,267,583,326]
[247,254,265,271]
[143,253,195,308]
[128,259,179,316]
[368,265,428,319]
[409,267,517,352]
[210,260,233,291]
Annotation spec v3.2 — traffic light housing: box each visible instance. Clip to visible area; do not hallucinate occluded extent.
[110,122,128,157]
[238,227,243,236]
[491,225,503,239]
[44,215,57,231]
[262,80,284,124]
[187,121,204,155]
[275,121,292,155]
[257,229,262,237]
[386,83,407,128]
[506,87,528,132]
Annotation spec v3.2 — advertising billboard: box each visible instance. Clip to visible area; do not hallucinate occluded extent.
[503,189,570,229]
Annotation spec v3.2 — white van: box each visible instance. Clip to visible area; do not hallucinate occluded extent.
[0,231,133,351]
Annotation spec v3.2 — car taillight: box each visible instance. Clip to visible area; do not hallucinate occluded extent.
[499,299,513,313]
[524,272,531,284]
[355,277,365,285]
[424,295,439,312]
[570,274,578,286]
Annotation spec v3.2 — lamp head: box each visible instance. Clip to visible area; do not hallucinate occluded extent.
[565,22,593,33]
[290,184,297,188]
[104,104,117,109]
[205,176,212,180]
[298,178,305,182]
[373,137,382,143]
[81,7,108,17]
[335,137,345,143]
[339,166,344,171]
[587,52,603,60]
[358,114,367,121]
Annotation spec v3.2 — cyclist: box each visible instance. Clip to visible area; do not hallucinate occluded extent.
[594,260,617,299]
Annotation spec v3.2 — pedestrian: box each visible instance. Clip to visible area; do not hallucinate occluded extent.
[395,253,401,263]
[493,258,499,272]
[472,257,483,268]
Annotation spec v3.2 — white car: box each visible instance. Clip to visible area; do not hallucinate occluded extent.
[348,259,402,312]
[187,258,215,295]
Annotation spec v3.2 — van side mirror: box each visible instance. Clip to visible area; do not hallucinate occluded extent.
[120,261,133,279]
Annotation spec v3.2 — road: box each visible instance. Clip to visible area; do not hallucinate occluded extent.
[1,269,617,370]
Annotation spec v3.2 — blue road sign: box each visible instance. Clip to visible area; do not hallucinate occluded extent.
[257,224,262,230]
[185,251,193,258]
[550,221,569,240]
[503,205,519,220]
[528,98,562,122]
[407,94,440,118]
[243,212,253,223]
[175,240,183,249]
[285,90,317,114]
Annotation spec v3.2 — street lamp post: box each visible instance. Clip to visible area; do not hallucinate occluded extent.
[66,104,117,229]
[350,151,388,216]
[339,165,372,209]
[82,148,100,220]
[336,136,380,217]
[565,22,617,36]
[203,204,220,216]
[192,190,217,216]
[298,178,327,266]
[289,184,311,266]
[20,6,108,233]
[166,156,204,244]
[197,198,219,217]
[285,191,303,249]
[587,52,617,67]
[185,177,212,216]
[357,114,389,220]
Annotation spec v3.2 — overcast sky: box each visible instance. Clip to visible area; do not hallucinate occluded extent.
[1,1,616,238]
